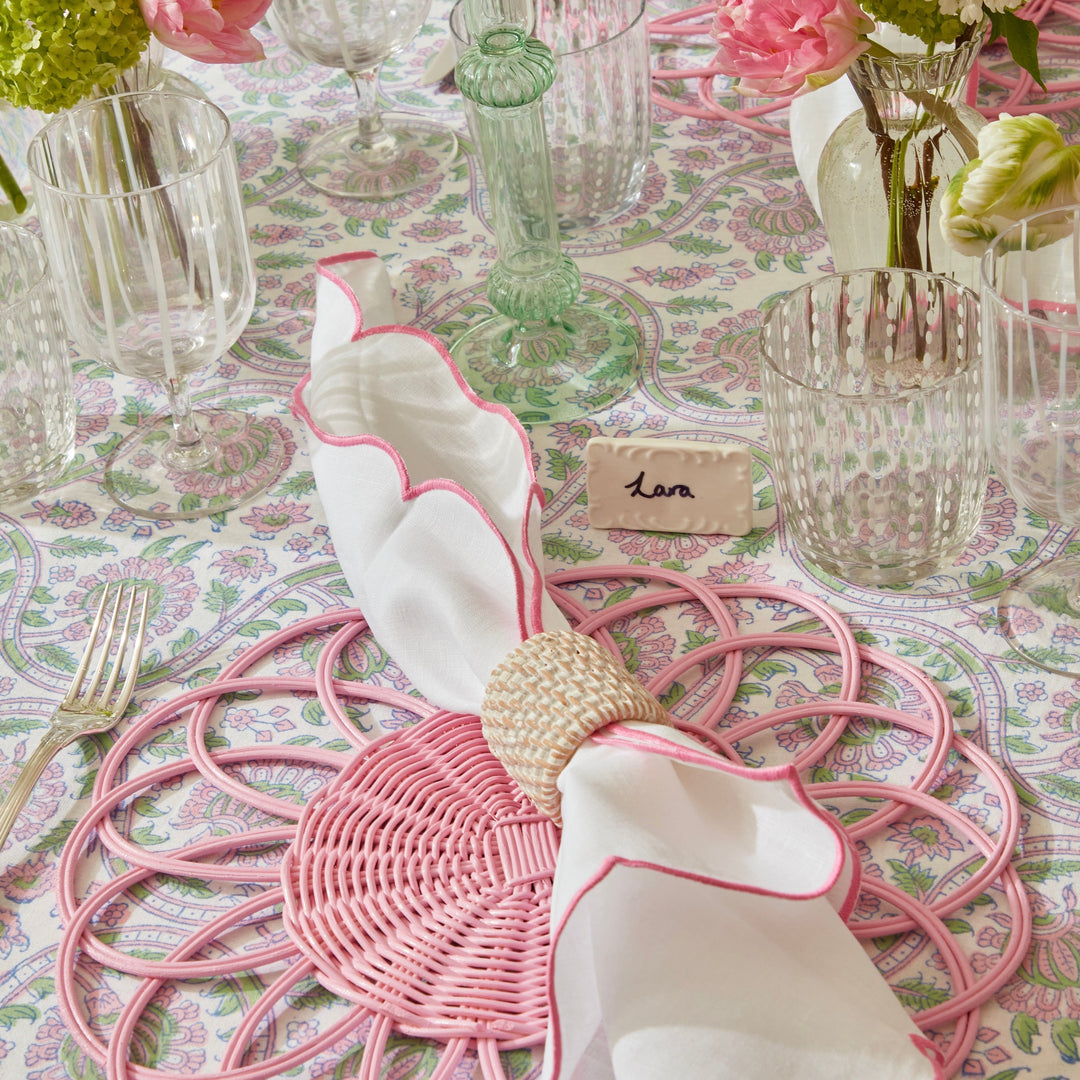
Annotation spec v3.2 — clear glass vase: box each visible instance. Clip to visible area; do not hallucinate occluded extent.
[817,26,987,288]
[94,38,207,99]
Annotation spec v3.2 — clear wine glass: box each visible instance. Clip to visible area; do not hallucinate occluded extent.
[267,0,458,199]
[982,204,1080,675]
[27,91,286,521]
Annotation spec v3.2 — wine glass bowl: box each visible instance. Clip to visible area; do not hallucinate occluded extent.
[267,0,458,199]
[27,91,285,520]
[982,205,1080,674]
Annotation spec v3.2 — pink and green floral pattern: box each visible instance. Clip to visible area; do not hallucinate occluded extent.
[0,7,1075,1079]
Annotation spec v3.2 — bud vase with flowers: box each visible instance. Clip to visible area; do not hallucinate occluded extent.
[710,0,1044,283]
[0,0,272,215]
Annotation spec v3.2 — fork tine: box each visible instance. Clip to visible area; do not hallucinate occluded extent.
[104,588,149,716]
[62,585,114,709]
[89,585,137,709]
[76,584,126,708]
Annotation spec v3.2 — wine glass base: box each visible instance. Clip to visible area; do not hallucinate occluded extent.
[104,408,287,522]
[998,556,1080,677]
[448,306,643,425]
[298,115,458,199]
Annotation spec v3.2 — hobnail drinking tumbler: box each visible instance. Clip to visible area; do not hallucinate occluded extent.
[759,268,986,586]
[0,221,75,501]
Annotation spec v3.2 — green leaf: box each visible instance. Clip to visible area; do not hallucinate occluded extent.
[1018,857,1080,884]
[237,619,281,638]
[680,386,731,408]
[132,796,166,818]
[1004,734,1043,755]
[541,534,602,564]
[1011,1011,1039,1054]
[525,386,557,408]
[0,1004,38,1029]
[891,976,951,1012]
[668,234,732,257]
[27,820,78,854]
[782,251,806,274]
[1006,706,1039,728]
[268,197,323,221]
[129,825,169,847]
[204,579,240,614]
[270,598,307,615]
[254,251,309,270]
[51,537,118,558]
[1038,774,1080,804]
[658,682,686,709]
[992,9,1046,91]
[544,448,582,481]
[886,858,935,898]
[1051,1016,1080,1063]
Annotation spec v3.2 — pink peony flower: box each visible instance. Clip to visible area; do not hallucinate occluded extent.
[711,0,875,98]
[140,0,272,64]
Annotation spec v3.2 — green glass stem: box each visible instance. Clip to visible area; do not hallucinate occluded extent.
[455,20,579,325]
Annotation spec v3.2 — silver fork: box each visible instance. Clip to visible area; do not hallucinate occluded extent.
[0,582,149,853]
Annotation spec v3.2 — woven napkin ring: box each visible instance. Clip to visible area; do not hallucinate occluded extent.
[481,629,672,825]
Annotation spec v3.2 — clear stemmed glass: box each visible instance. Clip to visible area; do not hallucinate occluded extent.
[982,204,1080,675]
[267,0,458,199]
[27,91,285,521]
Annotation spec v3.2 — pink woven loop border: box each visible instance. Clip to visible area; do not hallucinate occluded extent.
[52,571,1031,1079]
[648,1,1080,131]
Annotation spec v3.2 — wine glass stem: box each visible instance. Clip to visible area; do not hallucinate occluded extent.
[349,69,390,153]
[163,374,214,471]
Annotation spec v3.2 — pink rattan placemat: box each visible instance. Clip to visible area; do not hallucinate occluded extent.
[52,569,1030,1079]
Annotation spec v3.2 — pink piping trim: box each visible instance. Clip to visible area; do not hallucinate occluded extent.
[289,253,550,645]
[595,721,860,915]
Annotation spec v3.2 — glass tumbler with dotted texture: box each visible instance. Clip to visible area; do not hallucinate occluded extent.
[0,221,75,501]
[759,268,986,586]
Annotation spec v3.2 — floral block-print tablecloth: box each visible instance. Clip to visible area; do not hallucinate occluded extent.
[2,6,1080,1080]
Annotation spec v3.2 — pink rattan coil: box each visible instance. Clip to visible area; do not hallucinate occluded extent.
[649,0,1080,135]
[280,709,556,1042]
[48,569,1032,1080]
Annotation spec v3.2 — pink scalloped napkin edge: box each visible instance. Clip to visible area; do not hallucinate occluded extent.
[291,252,943,1079]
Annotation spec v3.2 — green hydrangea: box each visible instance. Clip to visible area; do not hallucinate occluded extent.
[0,0,150,113]
[859,0,966,46]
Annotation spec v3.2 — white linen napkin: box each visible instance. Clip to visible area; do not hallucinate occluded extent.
[292,252,942,1080]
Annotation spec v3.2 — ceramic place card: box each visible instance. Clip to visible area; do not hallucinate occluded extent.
[585,436,753,535]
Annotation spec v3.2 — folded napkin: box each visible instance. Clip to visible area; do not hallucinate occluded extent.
[292,252,942,1080]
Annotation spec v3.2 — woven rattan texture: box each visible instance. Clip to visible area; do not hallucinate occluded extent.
[50,569,1031,1080]
[281,710,556,1039]
[482,629,670,823]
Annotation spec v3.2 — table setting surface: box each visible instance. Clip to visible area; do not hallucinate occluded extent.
[1,6,1079,1079]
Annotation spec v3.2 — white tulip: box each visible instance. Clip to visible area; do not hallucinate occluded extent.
[940,113,1080,254]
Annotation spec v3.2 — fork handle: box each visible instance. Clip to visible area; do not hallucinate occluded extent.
[0,727,74,854]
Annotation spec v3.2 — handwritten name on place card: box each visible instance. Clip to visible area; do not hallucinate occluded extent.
[586,436,753,536]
